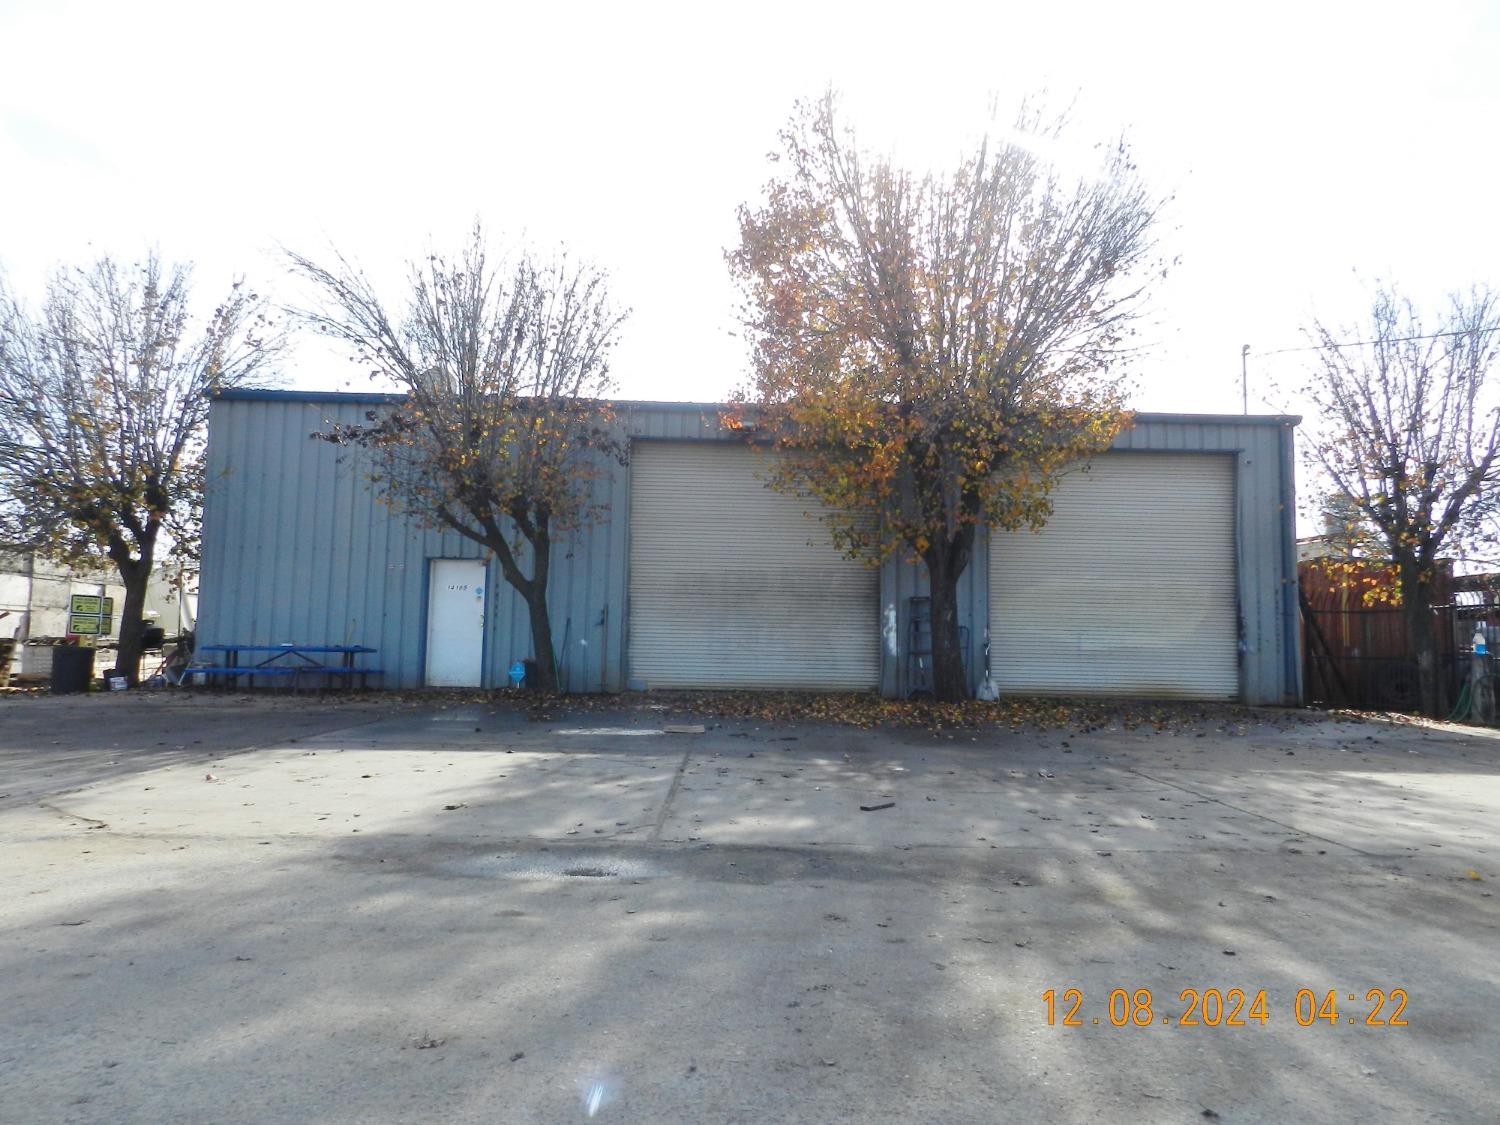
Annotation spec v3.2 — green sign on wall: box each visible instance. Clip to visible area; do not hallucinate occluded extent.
[68,594,114,635]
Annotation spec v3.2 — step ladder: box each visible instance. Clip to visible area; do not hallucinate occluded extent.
[906,596,968,698]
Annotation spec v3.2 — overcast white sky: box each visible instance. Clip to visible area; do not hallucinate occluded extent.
[2,0,1497,417]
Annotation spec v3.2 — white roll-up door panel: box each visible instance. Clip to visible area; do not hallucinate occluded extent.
[989,453,1238,699]
[629,442,878,689]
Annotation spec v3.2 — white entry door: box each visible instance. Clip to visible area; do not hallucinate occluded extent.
[426,559,486,687]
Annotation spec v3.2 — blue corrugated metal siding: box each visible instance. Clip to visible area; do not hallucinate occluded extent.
[877,550,986,698]
[199,399,734,691]
[198,398,1299,703]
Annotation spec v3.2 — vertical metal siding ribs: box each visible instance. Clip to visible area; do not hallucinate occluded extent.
[199,399,1297,703]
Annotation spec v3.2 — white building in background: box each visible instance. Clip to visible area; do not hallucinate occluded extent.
[0,552,196,680]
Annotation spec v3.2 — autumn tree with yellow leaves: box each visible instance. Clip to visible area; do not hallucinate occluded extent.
[0,254,282,683]
[729,95,1167,700]
[1300,287,1500,717]
[289,228,626,692]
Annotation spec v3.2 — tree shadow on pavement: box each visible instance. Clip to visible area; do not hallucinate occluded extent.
[2,714,1498,1123]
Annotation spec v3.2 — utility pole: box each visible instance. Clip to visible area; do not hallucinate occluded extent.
[1240,344,1250,414]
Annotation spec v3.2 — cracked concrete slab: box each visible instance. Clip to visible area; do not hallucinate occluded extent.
[1,696,1498,1124]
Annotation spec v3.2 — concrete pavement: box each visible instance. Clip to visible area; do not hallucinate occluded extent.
[1,696,1498,1123]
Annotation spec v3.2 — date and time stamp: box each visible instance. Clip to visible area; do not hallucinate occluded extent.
[1043,987,1409,1028]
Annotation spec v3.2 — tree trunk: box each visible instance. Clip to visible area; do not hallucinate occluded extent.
[525,584,558,693]
[114,563,151,687]
[525,524,558,693]
[484,519,558,693]
[923,531,973,702]
[102,525,157,688]
[1400,570,1443,718]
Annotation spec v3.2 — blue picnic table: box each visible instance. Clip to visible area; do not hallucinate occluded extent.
[192,644,382,691]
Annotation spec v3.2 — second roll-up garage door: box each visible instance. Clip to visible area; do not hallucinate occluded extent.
[989,453,1239,699]
[628,442,879,690]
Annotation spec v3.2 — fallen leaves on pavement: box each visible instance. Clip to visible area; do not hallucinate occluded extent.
[479,690,1338,733]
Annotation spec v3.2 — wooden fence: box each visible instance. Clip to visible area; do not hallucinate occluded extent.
[1299,559,1457,712]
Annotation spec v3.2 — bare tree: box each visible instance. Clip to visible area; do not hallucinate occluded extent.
[0,254,282,683]
[730,93,1167,699]
[1301,286,1500,716]
[288,227,627,692]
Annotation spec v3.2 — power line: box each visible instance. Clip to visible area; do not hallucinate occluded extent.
[1239,325,1500,415]
[1252,325,1500,358]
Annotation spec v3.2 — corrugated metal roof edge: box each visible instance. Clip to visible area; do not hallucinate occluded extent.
[212,388,1300,426]
[214,388,405,404]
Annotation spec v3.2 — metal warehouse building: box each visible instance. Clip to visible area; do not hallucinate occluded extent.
[199,391,1302,704]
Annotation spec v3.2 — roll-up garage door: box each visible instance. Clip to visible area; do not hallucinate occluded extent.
[628,442,879,689]
[989,453,1239,699]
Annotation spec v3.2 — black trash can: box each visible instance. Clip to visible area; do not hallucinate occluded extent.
[50,645,96,694]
